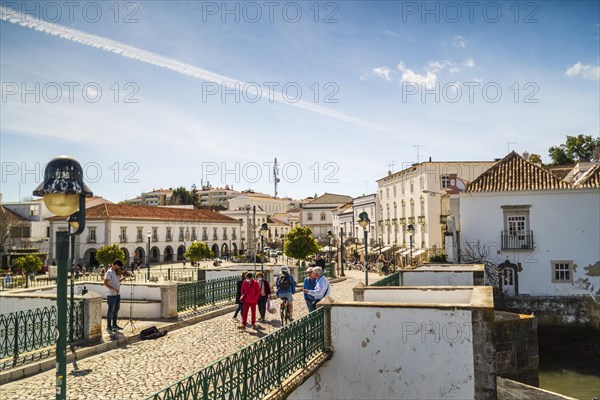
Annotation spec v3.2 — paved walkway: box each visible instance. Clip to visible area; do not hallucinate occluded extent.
[0,271,378,400]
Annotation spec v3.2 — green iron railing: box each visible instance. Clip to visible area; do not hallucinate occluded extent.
[0,302,84,364]
[371,271,400,286]
[146,307,326,400]
[177,276,239,312]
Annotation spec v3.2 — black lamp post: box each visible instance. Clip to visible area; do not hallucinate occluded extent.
[340,228,345,277]
[260,223,268,272]
[358,212,370,285]
[326,230,333,265]
[146,231,151,280]
[33,156,92,400]
[407,224,415,268]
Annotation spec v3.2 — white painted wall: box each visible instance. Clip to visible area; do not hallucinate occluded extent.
[0,295,57,314]
[289,306,474,399]
[460,189,600,298]
[401,271,474,286]
[363,288,473,304]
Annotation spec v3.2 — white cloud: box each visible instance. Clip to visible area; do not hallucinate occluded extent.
[397,62,438,89]
[452,36,467,49]
[463,58,475,68]
[384,30,400,38]
[373,66,394,81]
[565,62,600,81]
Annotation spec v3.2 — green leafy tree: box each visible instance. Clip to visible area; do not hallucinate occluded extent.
[527,153,542,165]
[185,241,215,262]
[95,244,125,266]
[284,227,320,261]
[12,255,43,273]
[170,185,200,206]
[548,134,600,165]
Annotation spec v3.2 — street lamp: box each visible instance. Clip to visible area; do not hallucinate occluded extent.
[326,230,333,265]
[33,156,92,400]
[340,228,345,277]
[407,224,415,268]
[260,223,268,272]
[146,231,151,280]
[358,212,370,285]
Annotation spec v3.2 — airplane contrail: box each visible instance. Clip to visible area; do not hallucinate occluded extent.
[0,5,387,133]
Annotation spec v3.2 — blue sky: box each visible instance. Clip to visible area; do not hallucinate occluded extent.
[1,0,599,202]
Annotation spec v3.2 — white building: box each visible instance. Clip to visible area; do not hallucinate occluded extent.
[351,194,379,247]
[228,192,293,216]
[300,193,353,241]
[196,185,239,208]
[375,160,495,253]
[49,203,242,267]
[459,152,600,299]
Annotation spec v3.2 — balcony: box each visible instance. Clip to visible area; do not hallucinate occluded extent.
[223,234,228,240]
[166,234,173,242]
[408,217,415,224]
[399,218,406,225]
[501,231,534,250]
[152,235,158,242]
[418,216,425,224]
[179,235,185,241]
[232,234,237,240]
[385,219,390,225]
[378,220,383,226]
[392,218,398,225]
[213,235,218,241]
[202,235,208,241]
[136,235,143,242]
[86,236,96,244]
[119,234,128,243]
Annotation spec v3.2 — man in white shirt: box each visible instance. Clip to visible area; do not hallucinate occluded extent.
[104,259,126,333]
[303,266,330,308]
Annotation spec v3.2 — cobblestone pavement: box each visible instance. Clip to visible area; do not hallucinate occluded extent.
[0,272,379,400]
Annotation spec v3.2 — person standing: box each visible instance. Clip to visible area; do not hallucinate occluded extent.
[303,267,317,312]
[103,259,126,333]
[238,272,261,330]
[303,266,330,309]
[256,271,272,321]
[232,271,247,320]
[276,266,297,320]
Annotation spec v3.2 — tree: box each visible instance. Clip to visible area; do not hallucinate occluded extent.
[185,241,215,263]
[170,185,199,206]
[12,254,43,273]
[527,153,542,165]
[95,244,125,266]
[548,134,600,165]
[460,240,501,286]
[284,227,320,261]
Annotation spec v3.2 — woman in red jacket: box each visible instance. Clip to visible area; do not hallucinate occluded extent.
[238,272,261,330]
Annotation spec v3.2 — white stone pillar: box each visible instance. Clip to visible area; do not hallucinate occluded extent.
[82,291,103,342]
[160,282,178,319]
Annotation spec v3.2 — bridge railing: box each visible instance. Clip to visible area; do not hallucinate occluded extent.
[145,307,326,400]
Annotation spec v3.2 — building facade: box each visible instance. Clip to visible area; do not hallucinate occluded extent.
[459,152,600,299]
[49,204,242,267]
[376,160,495,252]
[300,193,353,240]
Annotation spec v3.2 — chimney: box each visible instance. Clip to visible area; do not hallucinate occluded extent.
[428,156,432,162]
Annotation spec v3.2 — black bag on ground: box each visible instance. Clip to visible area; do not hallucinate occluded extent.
[140,326,167,340]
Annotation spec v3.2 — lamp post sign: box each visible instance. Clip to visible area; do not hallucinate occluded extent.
[33,156,93,400]
[358,212,370,285]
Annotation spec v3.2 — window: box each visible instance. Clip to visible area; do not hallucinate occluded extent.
[552,261,573,283]
[410,199,415,217]
[307,212,313,221]
[441,175,450,189]
[223,227,228,240]
[393,186,397,197]
[501,205,532,250]
[166,227,172,241]
[401,182,405,194]
[410,180,414,193]
[386,204,390,219]
[120,227,127,242]
[202,227,208,241]
[232,228,237,240]
[213,227,218,240]
[152,227,158,242]
[137,227,143,242]
[88,228,96,243]
[507,216,527,239]
[420,196,425,216]
[191,227,197,241]
[386,188,389,198]
[320,212,326,221]
[393,202,397,219]
[419,176,424,190]
[179,227,185,241]
[401,200,406,218]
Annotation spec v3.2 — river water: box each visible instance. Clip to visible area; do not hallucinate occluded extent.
[538,330,600,400]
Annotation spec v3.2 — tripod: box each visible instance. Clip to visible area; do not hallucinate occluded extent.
[122,277,138,332]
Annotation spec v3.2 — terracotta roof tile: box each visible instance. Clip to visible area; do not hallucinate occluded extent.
[467,152,572,192]
[50,203,240,223]
[575,164,600,188]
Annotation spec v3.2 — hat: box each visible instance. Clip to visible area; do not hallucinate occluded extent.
[281,266,290,274]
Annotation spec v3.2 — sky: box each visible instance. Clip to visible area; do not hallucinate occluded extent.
[0,0,599,203]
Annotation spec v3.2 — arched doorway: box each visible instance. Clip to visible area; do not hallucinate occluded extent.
[120,247,130,263]
[83,248,98,268]
[150,246,160,263]
[134,247,145,264]
[211,244,220,258]
[164,246,174,262]
[177,245,186,261]
[221,243,229,259]
[232,243,238,256]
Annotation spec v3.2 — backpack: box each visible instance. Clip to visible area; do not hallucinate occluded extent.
[278,274,291,291]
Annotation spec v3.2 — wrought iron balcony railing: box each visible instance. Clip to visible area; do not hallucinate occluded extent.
[501,231,534,250]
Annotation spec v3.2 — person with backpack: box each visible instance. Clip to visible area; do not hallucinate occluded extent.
[303,266,330,309]
[303,267,317,312]
[232,271,247,320]
[238,272,261,330]
[276,266,296,321]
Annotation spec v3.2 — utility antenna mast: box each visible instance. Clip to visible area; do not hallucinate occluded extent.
[414,144,425,163]
[273,157,280,198]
